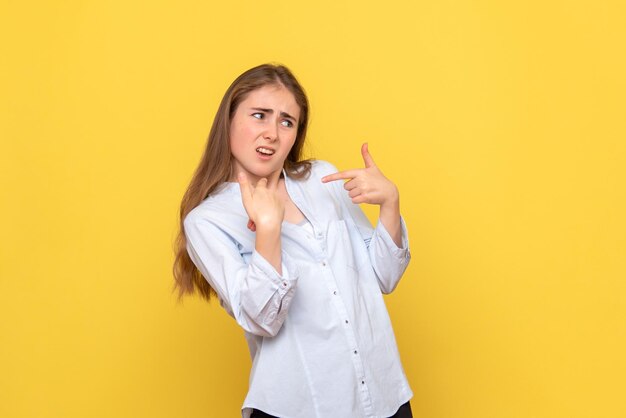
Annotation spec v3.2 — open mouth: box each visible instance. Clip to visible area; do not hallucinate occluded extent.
[256,147,275,156]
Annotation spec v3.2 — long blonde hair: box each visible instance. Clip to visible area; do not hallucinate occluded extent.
[172,63,312,302]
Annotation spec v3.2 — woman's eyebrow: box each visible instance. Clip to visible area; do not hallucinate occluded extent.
[250,107,297,121]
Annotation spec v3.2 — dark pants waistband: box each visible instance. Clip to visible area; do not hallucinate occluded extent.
[251,401,413,418]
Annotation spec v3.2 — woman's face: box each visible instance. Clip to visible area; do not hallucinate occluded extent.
[229,84,300,185]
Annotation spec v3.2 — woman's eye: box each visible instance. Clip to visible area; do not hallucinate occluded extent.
[252,112,264,119]
[281,120,294,128]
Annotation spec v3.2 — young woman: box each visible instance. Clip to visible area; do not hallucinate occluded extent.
[173,64,413,418]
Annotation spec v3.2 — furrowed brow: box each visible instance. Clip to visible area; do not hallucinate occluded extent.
[280,111,297,122]
[251,107,272,113]
[250,107,297,122]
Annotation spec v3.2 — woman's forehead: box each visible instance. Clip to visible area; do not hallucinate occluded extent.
[242,85,300,117]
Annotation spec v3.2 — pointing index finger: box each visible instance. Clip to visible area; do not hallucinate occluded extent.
[321,169,362,183]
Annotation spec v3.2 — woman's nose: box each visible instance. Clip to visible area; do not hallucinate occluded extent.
[263,122,278,141]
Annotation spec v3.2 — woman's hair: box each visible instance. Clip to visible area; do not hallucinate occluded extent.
[173,63,312,302]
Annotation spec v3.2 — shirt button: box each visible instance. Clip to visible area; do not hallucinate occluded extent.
[345,320,349,324]
[354,350,358,354]
[282,282,288,287]
[321,261,327,267]
[333,291,337,295]
[361,380,365,385]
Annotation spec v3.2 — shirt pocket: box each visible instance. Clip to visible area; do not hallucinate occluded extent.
[327,219,369,273]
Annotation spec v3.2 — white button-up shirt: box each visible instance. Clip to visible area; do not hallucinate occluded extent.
[184,160,413,418]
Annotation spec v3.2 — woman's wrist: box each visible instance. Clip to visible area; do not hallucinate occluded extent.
[380,187,400,213]
[255,219,283,232]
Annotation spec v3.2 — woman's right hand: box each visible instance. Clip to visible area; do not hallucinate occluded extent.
[238,172,285,233]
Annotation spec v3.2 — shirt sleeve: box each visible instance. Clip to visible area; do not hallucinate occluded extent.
[368,215,411,293]
[320,160,411,294]
[183,215,299,337]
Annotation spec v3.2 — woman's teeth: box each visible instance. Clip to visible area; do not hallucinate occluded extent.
[256,147,275,155]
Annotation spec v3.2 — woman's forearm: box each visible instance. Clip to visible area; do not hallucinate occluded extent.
[379,197,402,248]
[255,223,283,275]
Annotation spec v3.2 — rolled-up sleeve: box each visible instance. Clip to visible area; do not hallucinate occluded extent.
[184,216,299,337]
[369,216,411,293]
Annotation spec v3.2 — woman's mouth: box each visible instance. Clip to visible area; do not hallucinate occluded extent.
[256,147,275,156]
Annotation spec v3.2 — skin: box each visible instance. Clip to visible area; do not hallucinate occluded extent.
[231,84,403,275]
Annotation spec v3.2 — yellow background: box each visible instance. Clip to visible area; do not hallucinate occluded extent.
[1,0,625,417]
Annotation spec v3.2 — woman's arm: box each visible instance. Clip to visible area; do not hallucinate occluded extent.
[238,172,285,275]
[320,148,411,293]
[184,214,299,337]
[322,143,403,245]
[377,180,402,248]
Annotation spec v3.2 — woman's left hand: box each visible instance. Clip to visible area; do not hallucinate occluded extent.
[321,143,399,207]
